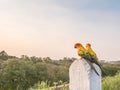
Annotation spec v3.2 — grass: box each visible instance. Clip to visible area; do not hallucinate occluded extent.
[29,80,69,90]
[29,72,120,90]
[102,72,120,90]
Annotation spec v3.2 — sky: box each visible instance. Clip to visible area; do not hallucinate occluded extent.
[0,0,120,61]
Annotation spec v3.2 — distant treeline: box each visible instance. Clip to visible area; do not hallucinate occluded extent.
[0,51,120,90]
[0,51,75,90]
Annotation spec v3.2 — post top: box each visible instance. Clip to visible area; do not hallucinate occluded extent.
[69,59,101,90]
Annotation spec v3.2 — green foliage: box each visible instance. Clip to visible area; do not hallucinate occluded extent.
[0,51,17,60]
[0,59,36,90]
[34,62,48,81]
[0,56,72,90]
[0,51,120,90]
[35,81,50,89]
[102,72,120,90]
[29,81,68,90]
[102,63,120,77]
[0,50,8,60]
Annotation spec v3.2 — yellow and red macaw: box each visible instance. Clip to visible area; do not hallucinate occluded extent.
[85,43,106,75]
[74,43,99,76]
[86,43,98,61]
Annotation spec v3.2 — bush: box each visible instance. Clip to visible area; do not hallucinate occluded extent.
[102,72,120,90]
[0,59,36,90]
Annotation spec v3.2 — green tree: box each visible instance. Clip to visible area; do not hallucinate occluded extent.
[0,59,36,90]
[0,50,8,60]
[34,62,48,81]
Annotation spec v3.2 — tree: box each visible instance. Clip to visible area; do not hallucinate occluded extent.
[0,50,8,60]
[34,62,48,82]
[0,59,36,90]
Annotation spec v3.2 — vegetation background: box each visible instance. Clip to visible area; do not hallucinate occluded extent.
[0,51,120,90]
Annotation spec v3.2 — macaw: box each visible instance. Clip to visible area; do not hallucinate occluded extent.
[86,43,98,61]
[85,43,106,75]
[74,43,99,76]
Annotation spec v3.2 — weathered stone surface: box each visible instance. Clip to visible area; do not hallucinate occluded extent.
[69,59,101,90]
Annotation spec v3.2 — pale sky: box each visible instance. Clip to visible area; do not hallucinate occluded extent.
[0,0,120,61]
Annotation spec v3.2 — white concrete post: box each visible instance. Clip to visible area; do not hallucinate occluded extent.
[69,59,101,90]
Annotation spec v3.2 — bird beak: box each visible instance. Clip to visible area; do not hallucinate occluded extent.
[74,46,77,48]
